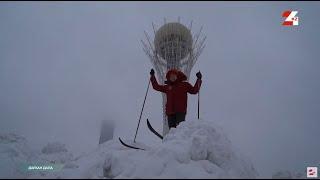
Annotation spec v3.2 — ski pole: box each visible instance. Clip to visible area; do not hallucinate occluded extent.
[198,81,200,120]
[134,78,151,143]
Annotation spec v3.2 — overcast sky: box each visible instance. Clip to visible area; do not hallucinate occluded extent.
[0,1,319,177]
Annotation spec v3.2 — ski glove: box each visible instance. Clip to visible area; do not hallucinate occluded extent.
[150,69,155,76]
[196,71,202,79]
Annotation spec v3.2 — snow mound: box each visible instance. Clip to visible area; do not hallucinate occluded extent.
[0,133,34,178]
[0,133,27,144]
[101,119,259,178]
[41,142,68,154]
[38,142,74,167]
[0,119,259,178]
[0,134,75,179]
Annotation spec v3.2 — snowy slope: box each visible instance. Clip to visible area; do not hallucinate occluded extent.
[102,119,259,179]
[53,119,258,178]
[0,119,259,178]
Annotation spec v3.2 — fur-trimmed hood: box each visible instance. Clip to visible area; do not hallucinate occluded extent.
[165,69,187,83]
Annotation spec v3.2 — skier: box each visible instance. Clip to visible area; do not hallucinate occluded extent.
[150,68,202,129]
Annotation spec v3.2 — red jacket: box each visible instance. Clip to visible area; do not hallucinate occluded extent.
[151,69,202,115]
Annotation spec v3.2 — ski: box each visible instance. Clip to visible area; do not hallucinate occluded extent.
[118,137,145,150]
[147,119,163,140]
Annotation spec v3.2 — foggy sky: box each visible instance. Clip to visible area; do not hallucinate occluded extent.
[0,1,319,177]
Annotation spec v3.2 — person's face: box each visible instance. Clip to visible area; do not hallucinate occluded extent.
[169,74,177,82]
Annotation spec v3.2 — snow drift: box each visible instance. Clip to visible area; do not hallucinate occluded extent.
[102,119,259,179]
[0,119,259,178]
[0,133,34,178]
[0,134,75,179]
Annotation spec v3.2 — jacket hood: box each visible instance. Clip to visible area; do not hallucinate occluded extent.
[165,69,187,83]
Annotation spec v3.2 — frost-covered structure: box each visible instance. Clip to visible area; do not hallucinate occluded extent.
[99,120,114,145]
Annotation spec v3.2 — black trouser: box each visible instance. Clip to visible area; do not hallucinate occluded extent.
[168,112,186,129]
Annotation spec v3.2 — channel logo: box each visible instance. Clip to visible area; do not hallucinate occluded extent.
[282,10,299,26]
[307,167,318,178]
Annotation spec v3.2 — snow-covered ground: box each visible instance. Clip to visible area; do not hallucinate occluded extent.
[102,119,259,179]
[0,133,34,178]
[272,170,304,179]
[1,119,260,178]
[0,133,75,178]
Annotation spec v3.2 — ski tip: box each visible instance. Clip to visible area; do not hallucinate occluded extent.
[118,137,145,150]
[146,119,163,140]
[118,137,126,145]
[146,119,151,127]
